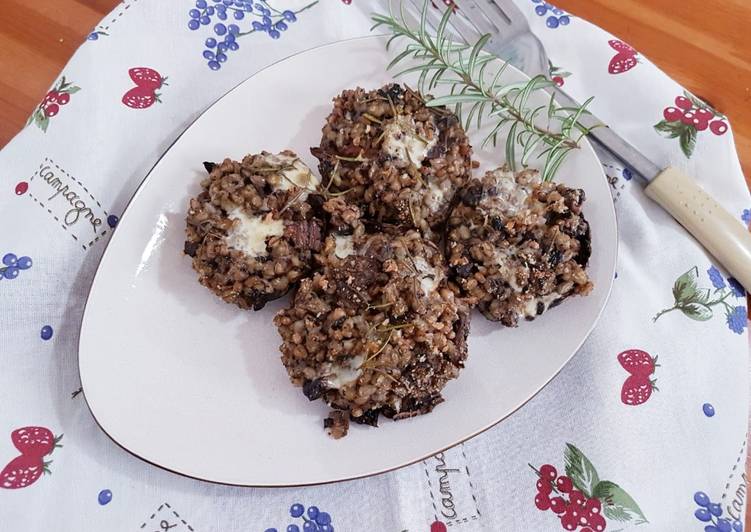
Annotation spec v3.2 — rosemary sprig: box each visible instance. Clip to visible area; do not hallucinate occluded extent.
[366,301,395,311]
[371,1,598,181]
[372,367,400,384]
[362,112,383,124]
[334,153,370,163]
[360,330,394,368]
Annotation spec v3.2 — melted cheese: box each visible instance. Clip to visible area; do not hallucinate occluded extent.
[426,179,453,212]
[225,208,284,257]
[259,152,319,198]
[381,116,436,165]
[413,256,441,295]
[493,247,523,291]
[480,168,541,217]
[521,292,563,318]
[325,355,365,389]
[333,235,354,259]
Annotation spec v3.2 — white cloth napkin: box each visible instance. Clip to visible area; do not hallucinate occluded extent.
[1,1,749,530]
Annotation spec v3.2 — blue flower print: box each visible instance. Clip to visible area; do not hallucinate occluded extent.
[707,265,744,298]
[265,503,335,532]
[0,252,33,281]
[694,491,743,531]
[742,208,750,226]
[728,277,745,297]
[187,0,319,70]
[726,306,747,335]
[707,266,725,289]
[530,1,571,29]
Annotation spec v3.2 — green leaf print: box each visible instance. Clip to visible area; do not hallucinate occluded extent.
[34,111,49,133]
[655,265,739,330]
[653,120,682,138]
[692,288,711,304]
[531,444,648,529]
[593,480,649,524]
[679,126,697,158]
[681,302,712,321]
[672,267,698,302]
[564,443,600,498]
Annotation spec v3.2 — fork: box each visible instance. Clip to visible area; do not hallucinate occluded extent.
[418,0,551,79]
[404,0,645,166]
[403,0,751,291]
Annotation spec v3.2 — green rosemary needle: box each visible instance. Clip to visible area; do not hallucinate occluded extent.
[371,0,597,181]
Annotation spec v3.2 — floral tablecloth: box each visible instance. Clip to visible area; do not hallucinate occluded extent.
[1,1,750,531]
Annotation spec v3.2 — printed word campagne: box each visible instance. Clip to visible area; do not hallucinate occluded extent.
[39,165,102,233]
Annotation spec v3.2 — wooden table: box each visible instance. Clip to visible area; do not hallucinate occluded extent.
[0,0,749,526]
[556,0,751,186]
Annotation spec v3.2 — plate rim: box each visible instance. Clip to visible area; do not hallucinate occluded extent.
[78,34,618,487]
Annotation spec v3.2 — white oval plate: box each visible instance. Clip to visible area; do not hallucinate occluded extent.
[79,36,617,486]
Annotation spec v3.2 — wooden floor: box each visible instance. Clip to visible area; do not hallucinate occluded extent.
[0,0,749,525]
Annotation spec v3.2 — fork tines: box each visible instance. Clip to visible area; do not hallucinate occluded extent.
[403,0,480,44]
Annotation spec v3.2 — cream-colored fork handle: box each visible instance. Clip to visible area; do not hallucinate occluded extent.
[645,166,751,291]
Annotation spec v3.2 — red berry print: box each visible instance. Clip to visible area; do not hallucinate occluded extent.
[430,521,447,532]
[696,108,713,120]
[710,120,728,136]
[621,374,656,406]
[569,490,586,506]
[655,92,728,157]
[536,492,552,510]
[0,455,46,489]
[561,512,579,530]
[537,478,553,494]
[608,53,636,74]
[27,76,80,132]
[588,513,606,531]
[341,0,352,4]
[540,463,558,480]
[607,40,638,74]
[556,476,574,493]
[548,63,571,86]
[11,427,61,457]
[681,110,696,125]
[584,498,601,514]
[675,96,692,110]
[122,67,167,109]
[15,181,28,195]
[693,119,709,131]
[128,67,167,91]
[618,348,658,405]
[122,87,159,109]
[663,107,682,121]
[531,444,647,530]
[0,426,61,490]
[550,496,567,514]
[617,349,658,377]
